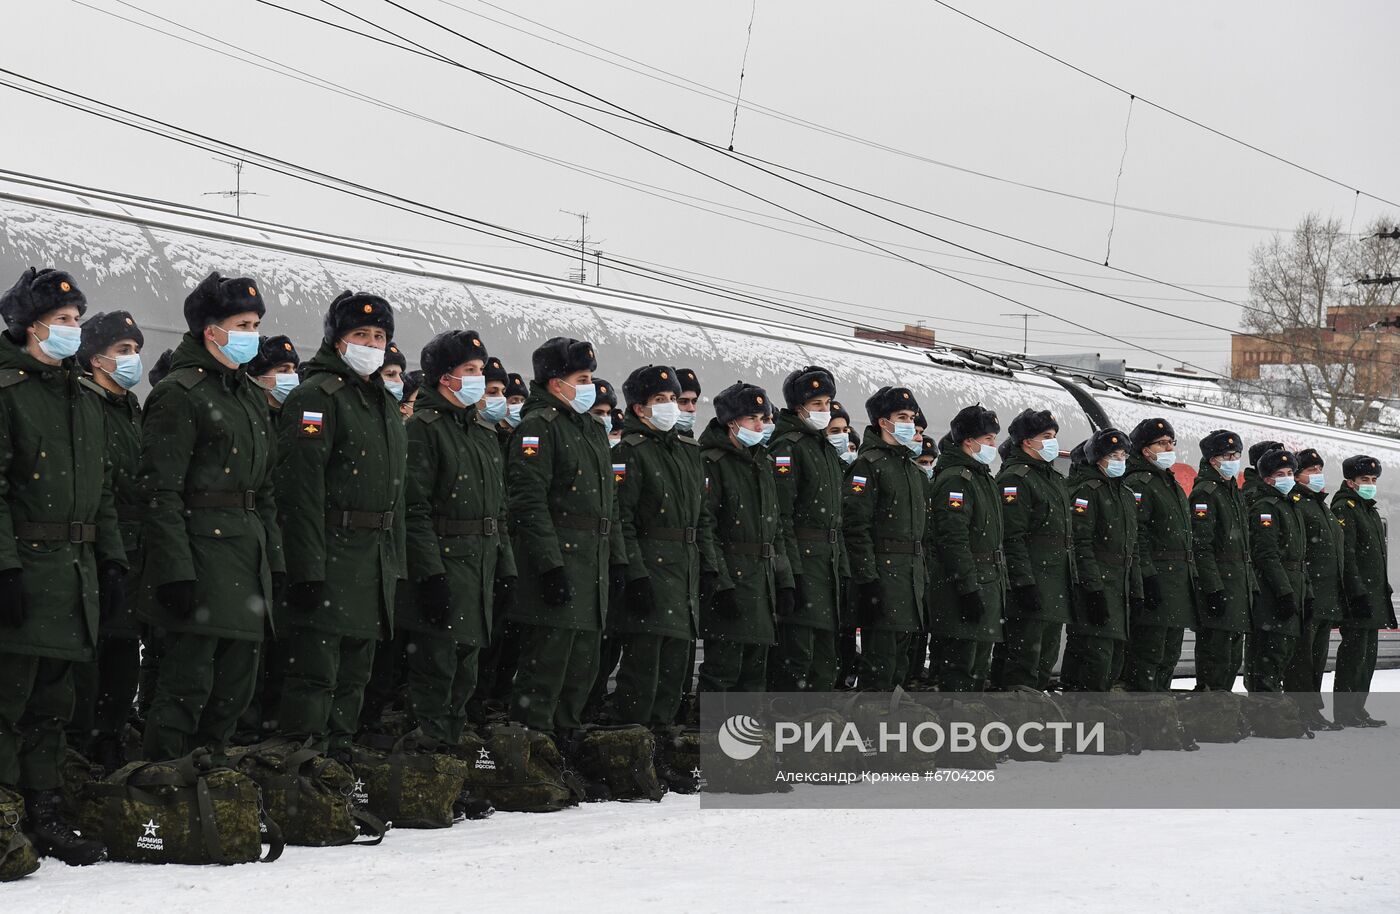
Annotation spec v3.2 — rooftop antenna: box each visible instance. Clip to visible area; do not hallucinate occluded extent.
[202,158,264,218]
[1001,312,1039,353]
[552,210,602,284]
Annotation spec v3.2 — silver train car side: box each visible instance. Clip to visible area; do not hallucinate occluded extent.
[3,172,1396,674]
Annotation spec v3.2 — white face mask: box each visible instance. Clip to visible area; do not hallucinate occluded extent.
[341,341,385,376]
[826,432,849,452]
[920,463,935,479]
[505,402,524,428]
[839,450,858,466]
[1154,451,1177,470]
[648,401,680,431]
[973,443,998,465]
[675,409,696,432]
[804,410,831,431]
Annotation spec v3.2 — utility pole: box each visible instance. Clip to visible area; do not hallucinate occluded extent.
[552,210,601,284]
[202,158,264,218]
[594,250,603,287]
[1001,312,1039,352]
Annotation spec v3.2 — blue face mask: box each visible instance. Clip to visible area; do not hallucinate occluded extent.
[1218,458,1242,479]
[451,374,487,409]
[735,424,765,447]
[1104,458,1127,478]
[565,380,596,414]
[481,396,508,423]
[1154,451,1177,470]
[106,353,143,390]
[1358,483,1378,501]
[760,421,776,446]
[973,443,998,465]
[37,322,82,360]
[216,328,260,366]
[890,421,917,450]
[271,373,298,404]
[1304,473,1326,493]
[505,402,524,428]
[826,432,849,452]
[1038,438,1060,462]
[839,449,857,466]
[675,409,696,432]
[384,380,405,403]
[1272,476,1296,496]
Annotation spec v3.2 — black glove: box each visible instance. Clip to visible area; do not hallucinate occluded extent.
[1387,605,1398,630]
[1011,584,1042,618]
[1303,595,1315,621]
[1348,593,1371,622]
[540,566,571,606]
[1274,591,1298,623]
[1143,575,1164,611]
[699,570,719,609]
[959,589,986,626]
[609,564,628,609]
[289,580,326,614]
[791,575,805,612]
[775,587,796,619]
[271,571,287,607]
[857,580,883,624]
[1204,590,1227,619]
[98,560,126,623]
[625,576,655,617]
[1082,589,1110,627]
[418,573,452,629]
[1129,594,1146,617]
[712,587,740,618]
[494,575,516,615]
[157,579,197,619]
[0,568,25,628]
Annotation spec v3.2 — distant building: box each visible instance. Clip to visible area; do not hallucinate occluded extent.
[1231,306,1400,400]
[855,324,936,348]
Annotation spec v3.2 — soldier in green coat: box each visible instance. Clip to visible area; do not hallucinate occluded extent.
[400,330,516,747]
[675,367,701,439]
[70,311,146,773]
[1122,418,1197,692]
[843,387,928,689]
[1241,439,1283,506]
[1332,455,1393,727]
[768,366,847,692]
[247,334,301,413]
[1062,429,1143,692]
[927,404,1006,692]
[1189,430,1253,691]
[276,291,406,758]
[137,272,283,765]
[610,367,715,752]
[1284,449,1346,728]
[906,434,938,686]
[699,383,796,692]
[506,337,627,740]
[1245,449,1307,693]
[990,409,1070,692]
[0,267,122,864]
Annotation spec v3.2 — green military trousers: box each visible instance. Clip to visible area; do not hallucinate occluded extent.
[143,633,260,761]
[1283,618,1332,711]
[277,629,376,753]
[770,623,840,692]
[69,635,140,754]
[1334,626,1379,723]
[0,654,75,790]
[613,633,691,729]
[990,619,1063,691]
[857,630,912,691]
[1060,634,1125,692]
[1244,631,1296,693]
[404,634,480,746]
[1122,625,1185,692]
[929,636,994,693]
[509,624,601,737]
[698,639,769,693]
[1193,628,1245,691]
[585,633,625,719]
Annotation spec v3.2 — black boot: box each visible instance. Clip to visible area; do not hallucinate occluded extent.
[653,739,698,795]
[23,789,105,866]
[452,787,495,821]
[560,732,611,803]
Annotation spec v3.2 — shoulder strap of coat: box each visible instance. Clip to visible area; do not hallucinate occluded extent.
[676,434,699,447]
[536,406,561,423]
[1081,477,1105,491]
[958,467,974,482]
[1003,463,1031,479]
[0,367,29,389]
[313,374,346,396]
[416,409,443,425]
[702,447,727,462]
[78,376,107,397]
[169,366,207,391]
[623,432,646,446]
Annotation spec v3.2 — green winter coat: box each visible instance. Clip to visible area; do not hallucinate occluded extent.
[277,342,407,641]
[1067,463,1143,642]
[612,412,717,640]
[1249,489,1308,637]
[137,334,281,642]
[401,386,516,645]
[0,333,123,660]
[843,428,928,634]
[928,447,1006,642]
[1240,468,1269,507]
[1294,485,1346,623]
[769,409,848,631]
[997,447,1072,624]
[1124,453,1198,628]
[82,377,144,639]
[1333,487,1393,629]
[505,382,625,632]
[1189,461,1255,633]
[700,419,795,644]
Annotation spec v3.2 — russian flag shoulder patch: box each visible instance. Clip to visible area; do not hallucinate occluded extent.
[521,434,541,457]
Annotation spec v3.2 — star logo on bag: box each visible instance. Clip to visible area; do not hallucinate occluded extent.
[142,819,160,837]
[478,748,491,761]
[352,778,365,793]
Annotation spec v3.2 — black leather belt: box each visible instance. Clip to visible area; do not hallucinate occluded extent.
[1028,534,1072,548]
[795,527,839,544]
[326,509,395,530]
[1152,549,1191,562]
[552,513,612,535]
[877,540,924,556]
[973,548,1004,563]
[647,526,698,544]
[725,541,775,558]
[15,521,97,543]
[187,490,257,510]
[433,516,498,536]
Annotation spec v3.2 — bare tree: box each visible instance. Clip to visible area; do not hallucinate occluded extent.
[1243,214,1400,430]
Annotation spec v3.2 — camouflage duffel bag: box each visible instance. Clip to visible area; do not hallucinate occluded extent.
[1055,695,1143,756]
[61,747,102,827]
[990,687,1067,762]
[781,707,871,780]
[453,724,582,813]
[1112,693,1198,751]
[571,724,667,802]
[1243,694,1315,739]
[350,736,470,828]
[228,738,386,846]
[84,750,284,865]
[0,786,40,882]
[923,697,999,770]
[678,722,790,795]
[1175,690,1250,743]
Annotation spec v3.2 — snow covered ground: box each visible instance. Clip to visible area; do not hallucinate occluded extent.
[14,672,1400,913]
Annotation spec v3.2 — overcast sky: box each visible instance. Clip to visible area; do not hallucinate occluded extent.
[6,0,1399,372]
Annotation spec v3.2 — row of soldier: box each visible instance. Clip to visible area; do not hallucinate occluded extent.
[0,264,1392,868]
